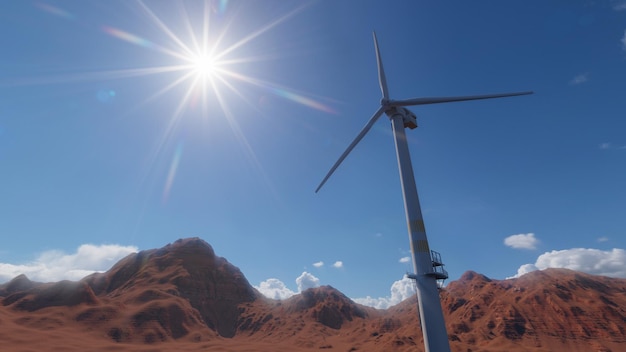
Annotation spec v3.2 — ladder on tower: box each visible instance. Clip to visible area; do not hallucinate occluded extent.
[407,249,449,288]
[428,250,448,288]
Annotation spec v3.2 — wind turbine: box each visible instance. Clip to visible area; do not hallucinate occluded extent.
[316,32,532,352]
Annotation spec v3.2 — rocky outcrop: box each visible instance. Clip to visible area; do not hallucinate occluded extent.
[285,285,368,329]
[440,268,626,351]
[3,280,98,311]
[0,274,36,297]
[82,237,258,338]
[2,238,626,352]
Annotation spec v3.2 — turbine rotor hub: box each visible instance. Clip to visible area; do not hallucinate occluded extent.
[384,106,418,129]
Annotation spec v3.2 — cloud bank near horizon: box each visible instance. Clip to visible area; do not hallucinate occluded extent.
[254,272,416,309]
[352,275,416,309]
[0,244,138,283]
[255,271,321,300]
[512,247,626,279]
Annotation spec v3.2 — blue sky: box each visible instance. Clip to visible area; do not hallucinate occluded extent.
[1,1,626,308]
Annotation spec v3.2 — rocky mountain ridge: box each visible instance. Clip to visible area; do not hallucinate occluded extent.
[1,237,626,351]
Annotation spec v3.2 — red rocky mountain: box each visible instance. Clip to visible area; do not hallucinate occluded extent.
[1,237,625,351]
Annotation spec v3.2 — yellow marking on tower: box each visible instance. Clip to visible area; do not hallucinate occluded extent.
[410,219,426,233]
[412,239,430,253]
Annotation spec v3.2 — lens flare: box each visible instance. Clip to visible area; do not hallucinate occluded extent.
[220,70,337,114]
[35,2,74,20]
[101,26,154,49]
[270,87,337,115]
[162,142,184,204]
[214,0,228,15]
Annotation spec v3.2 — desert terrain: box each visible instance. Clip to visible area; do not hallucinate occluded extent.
[1,238,625,351]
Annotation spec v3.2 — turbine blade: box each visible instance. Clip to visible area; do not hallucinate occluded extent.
[373,32,389,100]
[390,91,533,107]
[316,106,386,193]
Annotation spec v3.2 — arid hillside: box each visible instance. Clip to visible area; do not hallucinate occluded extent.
[1,238,625,352]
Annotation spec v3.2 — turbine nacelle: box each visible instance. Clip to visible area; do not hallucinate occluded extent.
[385,106,417,129]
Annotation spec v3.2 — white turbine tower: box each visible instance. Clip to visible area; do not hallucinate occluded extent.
[316,32,532,352]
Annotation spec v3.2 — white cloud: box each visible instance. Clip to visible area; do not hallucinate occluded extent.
[352,275,416,309]
[313,261,324,268]
[296,271,320,291]
[614,1,626,11]
[622,30,626,51]
[255,272,320,300]
[511,248,626,278]
[599,142,626,150]
[332,261,343,268]
[512,263,539,278]
[598,236,609,243]
[569,73,588,85]
[504,233,539,250]
[254,273,417,309]
[0,244,137,283]
[254,278,296,300]
[399,256,411,263]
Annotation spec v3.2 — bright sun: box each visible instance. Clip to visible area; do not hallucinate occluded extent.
[94,1,335,204]
[99,1,334,118]
[190,54,217,78]
[97,0,339,130]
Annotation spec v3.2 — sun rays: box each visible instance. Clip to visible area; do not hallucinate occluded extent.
[106,1,336,204]
[27,1,337,121]
[25,1,337,207]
